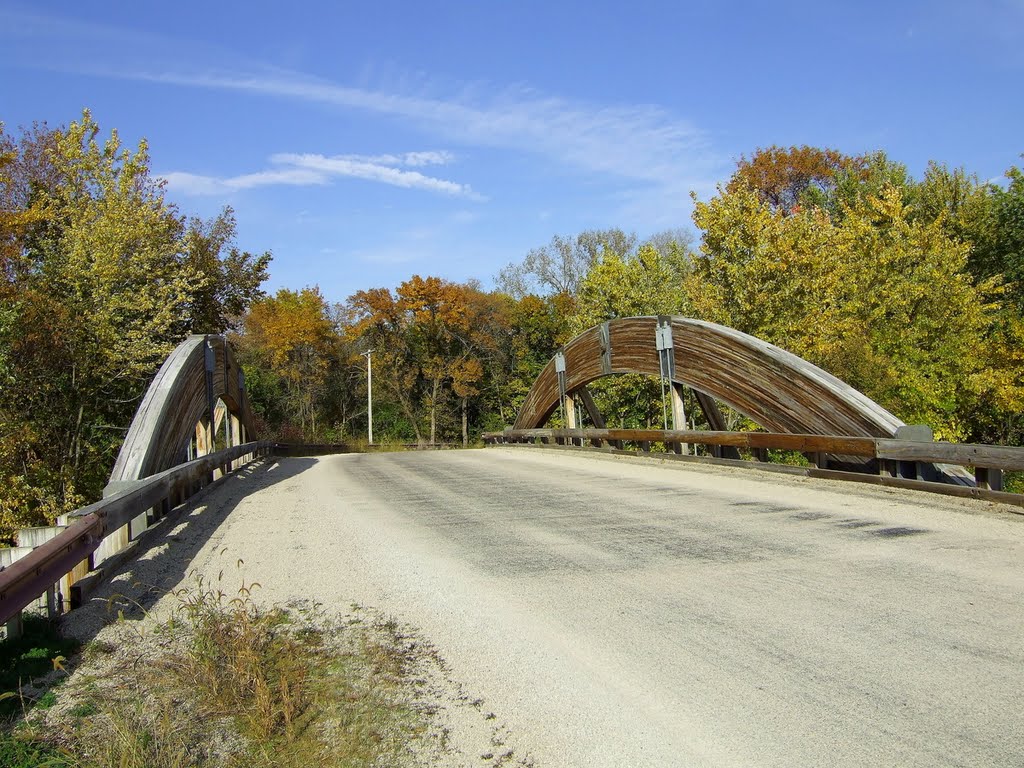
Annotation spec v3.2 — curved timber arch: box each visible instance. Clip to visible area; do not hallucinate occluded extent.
[514,317,904,438]
[106,335,257,488]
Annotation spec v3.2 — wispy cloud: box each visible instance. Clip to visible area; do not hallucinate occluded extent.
[163,151,481,199]
[162,167,327,195]
[1,8,726,202]
[133,71,722,186]
[272,152,479,197]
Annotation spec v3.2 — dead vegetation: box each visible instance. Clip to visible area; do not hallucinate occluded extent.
[2,576,451,767]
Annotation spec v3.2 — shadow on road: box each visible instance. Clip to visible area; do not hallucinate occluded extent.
[58,455,318,646]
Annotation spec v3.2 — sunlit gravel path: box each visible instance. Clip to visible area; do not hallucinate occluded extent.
[181,447,1024,767]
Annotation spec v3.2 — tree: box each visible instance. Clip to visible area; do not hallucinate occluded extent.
[969,164,1024,306]
[0,112,270,538]
[496,228,637,298]
[570,243,690,333]
[0,112,201,536]
[729,145,865,214]
[235,288,335,437]
[482,292,572,427]
[348,276,503,444]
[643,227,694,259]
[182,207,271,333]
[688,181,1002,439]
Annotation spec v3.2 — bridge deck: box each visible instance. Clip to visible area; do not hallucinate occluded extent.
[74,449,1024,767]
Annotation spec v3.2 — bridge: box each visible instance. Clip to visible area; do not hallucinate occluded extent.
[2,319,1023,766]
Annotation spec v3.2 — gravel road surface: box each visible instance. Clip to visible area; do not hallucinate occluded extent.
[174,447,1024,767]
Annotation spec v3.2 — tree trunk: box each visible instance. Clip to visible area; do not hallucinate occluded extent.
[462,396,468,448]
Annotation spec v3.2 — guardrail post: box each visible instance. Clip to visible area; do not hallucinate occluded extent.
[564,394,579,445]
[3,612,23,641]
[670,383,689,455]
[975,467,1003,491]
[894,425,933,481]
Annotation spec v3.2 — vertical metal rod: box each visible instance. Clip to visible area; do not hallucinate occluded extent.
[363,350,374,445]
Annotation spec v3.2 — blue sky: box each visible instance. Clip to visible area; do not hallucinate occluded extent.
[2,0,1022,304]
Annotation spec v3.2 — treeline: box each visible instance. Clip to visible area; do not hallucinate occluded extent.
[0,112,269,538]
[244,146,1024,453]
[2,112,1022,539]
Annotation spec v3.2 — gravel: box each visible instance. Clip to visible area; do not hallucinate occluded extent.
[61,447,1024,766]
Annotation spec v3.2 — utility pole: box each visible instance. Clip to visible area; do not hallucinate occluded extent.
[363,350,373,445]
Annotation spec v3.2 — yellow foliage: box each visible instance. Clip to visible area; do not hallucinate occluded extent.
[688,182,1011,438]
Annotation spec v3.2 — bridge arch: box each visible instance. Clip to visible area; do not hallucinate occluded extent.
[106,335,257,488]
[514,316,904,438]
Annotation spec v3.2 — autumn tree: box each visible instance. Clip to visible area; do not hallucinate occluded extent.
[729,145,866,214]
[348,276,501,444]
[687,180,1008,439]
[234,288,335,438]
[0,112,270,538]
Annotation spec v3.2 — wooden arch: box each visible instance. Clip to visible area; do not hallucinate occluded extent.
[106,335,257,489]
[514,316,904,438]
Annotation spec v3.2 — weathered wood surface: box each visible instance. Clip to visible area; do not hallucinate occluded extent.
[514,317,903,439]
[486,429,1024,474]
[490,429,878,455]
[108,335,257,487]
[876,440,1024,472]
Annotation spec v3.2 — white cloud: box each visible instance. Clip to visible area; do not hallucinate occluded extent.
[163,150,481,199]
[137,71,722,186]
[161,167,327,195]
[402,151,454,167]
[2,11,724,200]
[271,152,481,198]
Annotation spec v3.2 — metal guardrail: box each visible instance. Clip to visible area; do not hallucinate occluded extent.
[483,428,1024,504]
[0,441,272,627]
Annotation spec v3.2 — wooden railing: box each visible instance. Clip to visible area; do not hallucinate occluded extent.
[483,428,1024,505]
[0,441,272,630]
[4,431,1022,633]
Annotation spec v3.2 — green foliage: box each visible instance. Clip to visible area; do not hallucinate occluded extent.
[488,292,572,423]
[182,207,271,333]
[0,112,269,536]
[0,732,72,768]
[0,616,79,718]
[688,181,1001,440]
[570,243,690,333]
[971,164,1024,309]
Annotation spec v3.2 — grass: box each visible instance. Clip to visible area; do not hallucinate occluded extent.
[0,614,78,767]
[0,576,434,768]
[0,615,79,719]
